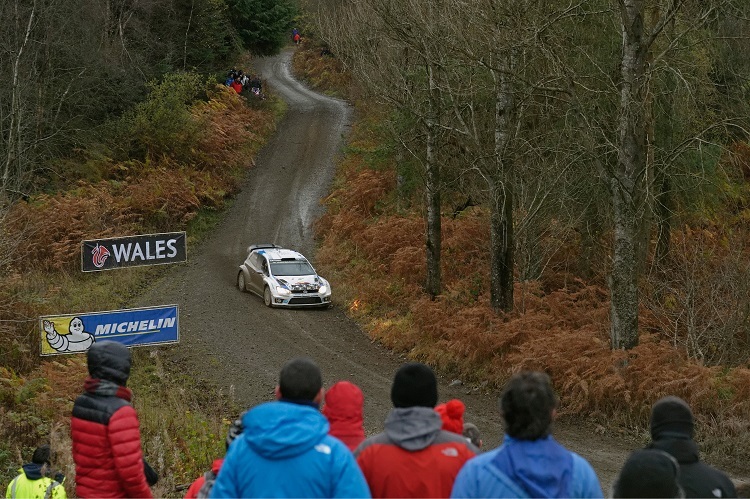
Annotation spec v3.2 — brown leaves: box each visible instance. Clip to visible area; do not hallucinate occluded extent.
[5,87,276,273]
[315,110,750,439]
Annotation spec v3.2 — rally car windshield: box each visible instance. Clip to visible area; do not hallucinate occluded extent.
[270,261,315,276]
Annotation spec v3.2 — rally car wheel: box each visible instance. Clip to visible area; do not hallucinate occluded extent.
[264,286,273,307]
[237,272,246,292]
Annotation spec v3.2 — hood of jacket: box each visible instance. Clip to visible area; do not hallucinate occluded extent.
[87,340,131,386]
[492,435,574,499]
[322,381,364,426]
[242,401,329,459]
[322,381,365,450]
[649,436,700,464]
[384,406,443,451]
[21,463,45,480]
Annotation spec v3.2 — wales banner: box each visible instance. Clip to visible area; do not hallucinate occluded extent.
[82,232,187,272]
[40,305,179,356]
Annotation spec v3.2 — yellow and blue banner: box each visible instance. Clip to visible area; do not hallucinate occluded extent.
[40,305,179,356]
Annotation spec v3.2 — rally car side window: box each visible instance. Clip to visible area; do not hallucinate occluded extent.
[248,252,263,271]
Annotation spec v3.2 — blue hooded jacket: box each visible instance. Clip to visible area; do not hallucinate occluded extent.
[209,401,371,498]
[451,435,603,498]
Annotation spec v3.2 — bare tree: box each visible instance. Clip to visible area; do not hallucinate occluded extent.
[609,0,750,349]
[313,0,449,298]
[1,0,36,201]
[438,0,586,312]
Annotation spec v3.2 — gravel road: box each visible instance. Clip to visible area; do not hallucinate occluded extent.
[136,49,638,492]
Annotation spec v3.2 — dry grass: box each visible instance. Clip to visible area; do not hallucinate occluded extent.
[0,79,276,492]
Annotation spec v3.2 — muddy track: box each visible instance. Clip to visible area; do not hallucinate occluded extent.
[136,49,638,491]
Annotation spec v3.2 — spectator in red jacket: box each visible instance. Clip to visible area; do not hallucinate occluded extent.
[230,78,243,94]
[70,341,153,498]
[355,362,478,498]
[322,381,366,451]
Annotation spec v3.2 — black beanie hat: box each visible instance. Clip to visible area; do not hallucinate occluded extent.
[391,362,438,408]
[650,396,694,440]
[612,449,682,498]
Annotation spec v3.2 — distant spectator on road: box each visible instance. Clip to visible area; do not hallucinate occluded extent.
[612,448,684,498]
[70,340,153,498]
[462,422,482,450]
[647,396,737,498]
[184,415,244,498]
[355,362,478,498]
[436,399,466,435]
[450,371,603,498]
[209,357,370,498]
[322,380,366,452]
[5,444,66,499]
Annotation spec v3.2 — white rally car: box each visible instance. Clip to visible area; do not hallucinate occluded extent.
[237,244,332,308]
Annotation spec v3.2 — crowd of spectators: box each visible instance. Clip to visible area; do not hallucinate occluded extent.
[6,341,745,498]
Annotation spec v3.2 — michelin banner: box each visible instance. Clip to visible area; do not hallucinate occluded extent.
[40,305,179,356]
[82,232,187,272]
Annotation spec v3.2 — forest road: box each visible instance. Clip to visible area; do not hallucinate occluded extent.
[136,48,637,492]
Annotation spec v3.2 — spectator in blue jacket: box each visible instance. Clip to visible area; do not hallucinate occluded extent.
[209,357,371,498]
[451,371,603,498]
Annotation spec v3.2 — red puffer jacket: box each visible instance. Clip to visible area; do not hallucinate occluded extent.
[71,342,153,499]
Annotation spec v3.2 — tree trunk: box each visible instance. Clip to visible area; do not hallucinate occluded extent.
[424,62,442,298]
[490,54,514,312]
[655,174,672,263]
[3,0,35,194]
[611,0,648,350]
[490,180,514,312]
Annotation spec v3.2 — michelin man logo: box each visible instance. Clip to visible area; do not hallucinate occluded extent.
[43,317,95,353]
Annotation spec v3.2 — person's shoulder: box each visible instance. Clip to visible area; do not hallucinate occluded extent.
[464,446,501,468]
[569,450,598,474]
[353,431,390,456]
[692,460,737,490]
[568,451,604,496]
[435,430,480,454]
[321,434,356,454]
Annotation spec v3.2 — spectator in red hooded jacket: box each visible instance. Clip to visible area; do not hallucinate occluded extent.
[322,381,366,452]
[355,363,478,498]
[70,341,153,499]
[435,399,465,435]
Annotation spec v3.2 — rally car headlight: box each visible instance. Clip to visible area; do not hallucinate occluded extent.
[276,286,291,296]
[319,285,328,294]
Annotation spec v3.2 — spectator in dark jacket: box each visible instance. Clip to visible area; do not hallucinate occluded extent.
[70,340,153,499]
[355,362,477,498]
[322,381,366,452]
[612,448,684,498]
[648,396,737,498]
